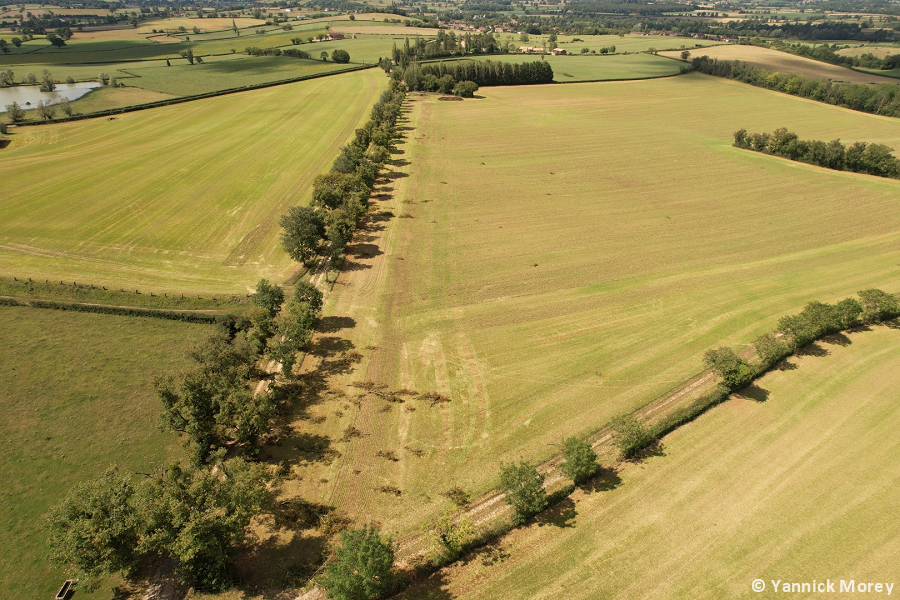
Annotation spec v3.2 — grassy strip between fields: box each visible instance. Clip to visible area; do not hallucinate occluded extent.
[0,296,224,324]
[386,290,900,590]
[11,63,373,126]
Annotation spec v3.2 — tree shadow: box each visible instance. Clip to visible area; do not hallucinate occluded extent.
[272,498,336,532]
[738,384,770,403]
[582,466,623,493]
[630,440,666,462]
[535,496,577,528]
[234,528,331,594]
[318,315,356,334]
[799,342,829,357]
[777,359,798,371]
[395,569,453,600]
[472,540,510,567]
[821,332,852,347]
[309,335,354,359]
[383,168,410,181]
[347,242,384,259]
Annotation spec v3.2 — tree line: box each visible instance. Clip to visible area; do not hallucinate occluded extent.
[766,40,900,71]
[690,55,900,118]
[733,128,900,179]
[279,83,405,271]
[384,59,553,97]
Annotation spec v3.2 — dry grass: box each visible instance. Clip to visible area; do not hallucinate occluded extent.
[135,17,265,34]
[399,325,900,598]
[660,44,900,84]
[288,75,900,538]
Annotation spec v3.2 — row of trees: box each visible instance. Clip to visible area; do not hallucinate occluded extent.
[279,83,405,270]
[690,56,900,118]
[388,59,553,95]
[734,128,900,179]
[767,40,900,72]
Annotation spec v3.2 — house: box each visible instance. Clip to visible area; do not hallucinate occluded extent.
[551,47,566,55]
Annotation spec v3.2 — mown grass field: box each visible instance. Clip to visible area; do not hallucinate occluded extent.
[660,44,900,84]
[432,53,684,82]
[0,306,211,600]
[519,33,721,54]
[290,74,900,536]
[400,325,900,599]
[120,56,359,96]
[0,68,385,293]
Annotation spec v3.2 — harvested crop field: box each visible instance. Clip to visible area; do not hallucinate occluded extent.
[290,74,900,536]
[0,69,385,293]
[660,44,900,84]
[399,324,900,599]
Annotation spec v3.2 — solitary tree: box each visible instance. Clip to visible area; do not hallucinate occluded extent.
[560,436,598,484]
[320,525,396,600]
[332,48,351,63]
[499,460,547,524]
[0,39,8,54]
[681,50,691,60]
[40,68,55,91]
[180,48,195,64]
[5,101,24,122]
[36,100,56,120]
[320,51,329,61]
[11,37,22,47]
[59,99,73,117]
[453,80,478,97]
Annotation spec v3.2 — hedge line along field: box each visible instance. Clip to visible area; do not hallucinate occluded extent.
[290,74,900,536]
[0,68,385,294]
[659,44,900,84]
[0,306,211,600]
[400,325,900,599]
[430,53,684,82]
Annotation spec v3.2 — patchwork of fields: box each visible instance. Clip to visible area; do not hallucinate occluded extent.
[400,325,900,598]
[290,74,900,535]
[0,68,386,293]
[0,306,211,600]
[429,53,684,82]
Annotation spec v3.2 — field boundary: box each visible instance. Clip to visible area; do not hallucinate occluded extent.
[10,63,375,126]
[0,295,223,323]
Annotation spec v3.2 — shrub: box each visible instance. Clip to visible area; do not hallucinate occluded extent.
[703,347,754,390]
[452,80,478,98]
[498,460,547,524]
[331,48,351,63]
[610,415,653,460]
[858,288,900,323]
[560,436,598,484]
[320,525,395,600]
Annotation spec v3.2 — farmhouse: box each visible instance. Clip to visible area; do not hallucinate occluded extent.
[551,48,567,55]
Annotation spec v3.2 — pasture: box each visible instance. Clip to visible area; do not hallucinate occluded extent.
[432,53,684,82]
[520,33,722,54]
[289,74,900,536]
[0,306,211,600]
[660,44,900,84]
[0,68,385,293]
[400,325,900,599]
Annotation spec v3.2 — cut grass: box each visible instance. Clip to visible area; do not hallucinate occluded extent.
[0,306,211,600]
[0,68,386,294]
[431,53,684,82]
[290,74,900,536]
[399,325,900,599]
[660,44,900,84]
[120,56,360,96]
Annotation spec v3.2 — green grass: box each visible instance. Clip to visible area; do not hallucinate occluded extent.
[400,325,900,598]
[290,73,900,535]
[0,68,386,294]
[0,306,211,600]
[120,56,360,96]
[506,33,722,54]
[431,53,684,82]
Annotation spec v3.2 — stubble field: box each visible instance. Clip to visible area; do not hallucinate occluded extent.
[400,324,900,599]
[0,68,385,293]
[289,74,900,538]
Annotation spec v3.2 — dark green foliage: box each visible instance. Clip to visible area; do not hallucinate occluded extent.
[453,80,479,97]
[753,332,791,370]
[498,460,547,524]
[282,48,310,59]
[25,299,220,323]
[398,59,553,93]
[280,205,325,265]
[332,49,351,63]
[293,281,324,314]
[649,385,731,439]
[735,127,900,179]
[858,288,900,323]
[610,415,653,460]
[47,468,139,580]
[703,347,755,390]
[312,172,366,210]
[252,278,284,318]
[694,56,900,119]
[156,333,274,463]
[560,436,598,484]
[320,525,396,600]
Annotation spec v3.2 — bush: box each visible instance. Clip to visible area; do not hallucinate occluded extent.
[858,288,900,323]
[610,415,653,460]
[452,80,479,98]
[498,460,547,524]
[331,48,351,63]
[320,525,395,600]
[560,436,598,484]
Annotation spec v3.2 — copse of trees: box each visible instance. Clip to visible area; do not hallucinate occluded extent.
[692,56,900,118]
[47,459,271,591]
[393,59,553,93]
[734,128,900,179]
[280,83,406,273]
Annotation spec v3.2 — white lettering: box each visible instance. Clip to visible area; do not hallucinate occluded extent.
[886,583,894,595]
[877,584,884,593]
[842,581,855,593]
[771,580,781,592]
[828,580,835,593]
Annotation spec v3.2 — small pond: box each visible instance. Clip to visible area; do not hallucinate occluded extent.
[0,82,102,112]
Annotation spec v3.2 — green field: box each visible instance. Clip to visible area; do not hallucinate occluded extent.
[401,325,900,598]
[0,68,386,293]
[0,306,211,600]
[431,53,684,82]
[512,33,722,54]
[120,56,360,96]
[288,73,900,536]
